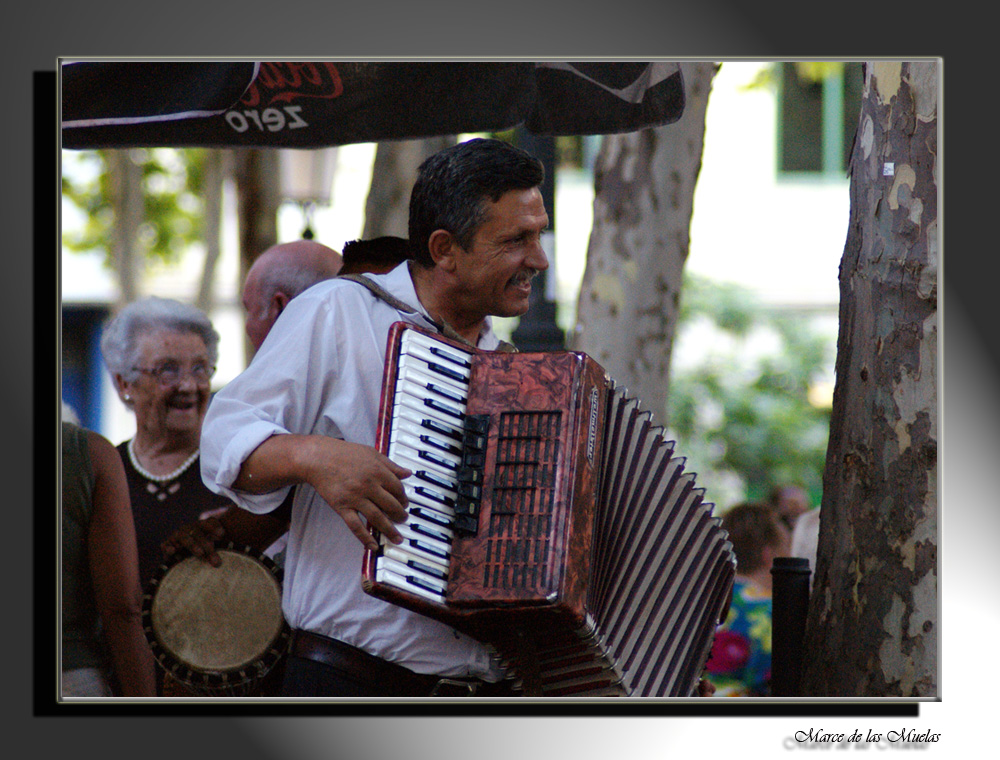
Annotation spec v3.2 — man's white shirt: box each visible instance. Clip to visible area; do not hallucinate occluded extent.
[200,263,501,679]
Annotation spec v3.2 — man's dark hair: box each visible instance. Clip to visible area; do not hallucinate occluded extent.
[340,236,412,275]
[408,137,545,267]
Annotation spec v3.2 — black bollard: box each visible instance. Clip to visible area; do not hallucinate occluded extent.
[770,556,811,696]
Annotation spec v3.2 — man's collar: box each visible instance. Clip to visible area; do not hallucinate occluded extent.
[369,262,500,350]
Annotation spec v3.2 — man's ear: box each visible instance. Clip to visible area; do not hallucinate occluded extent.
[427,229,459,272]
[270,290,291,319]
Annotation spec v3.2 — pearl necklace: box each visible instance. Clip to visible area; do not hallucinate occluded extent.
[127,439,199,484]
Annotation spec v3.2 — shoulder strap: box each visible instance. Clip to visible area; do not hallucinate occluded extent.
[337,273,517,353]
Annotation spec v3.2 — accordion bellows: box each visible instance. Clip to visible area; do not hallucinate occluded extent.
[362,322,736,697]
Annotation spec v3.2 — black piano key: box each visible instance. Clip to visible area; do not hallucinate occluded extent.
[405,537,450,562]
[421,418,463,442]
[425,397,464,420]
[410,506,453,529]
[428,345,472,368]
[420,434,463,457]
[404,557,448,581]
[427,382,466,404]
[415,469,457,493]
[407,574,447,595]
[413,485,455,508]
[418,449,458,471]
[411,522,452,545]
[426,361,466,383]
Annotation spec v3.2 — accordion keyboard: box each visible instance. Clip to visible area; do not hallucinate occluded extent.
[374,327,473,603]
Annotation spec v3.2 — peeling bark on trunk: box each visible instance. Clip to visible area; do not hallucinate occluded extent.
[801,61,938,697]
[573,62,718,420]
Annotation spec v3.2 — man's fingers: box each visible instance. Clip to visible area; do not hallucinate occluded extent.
[371,481,410,523]
[338,507,382,552]
[361,498,405,545]
[385,458,413,482]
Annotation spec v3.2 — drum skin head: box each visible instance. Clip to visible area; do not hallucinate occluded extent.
[143,545,290,692]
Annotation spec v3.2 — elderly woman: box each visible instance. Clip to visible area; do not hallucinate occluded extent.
[100,296,233,589]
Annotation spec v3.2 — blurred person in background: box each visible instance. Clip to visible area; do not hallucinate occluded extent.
[338,235,411,276]
[705,502,791,696]
[241,239,343,353]
[768,484,811,532]
[62,421,156,697]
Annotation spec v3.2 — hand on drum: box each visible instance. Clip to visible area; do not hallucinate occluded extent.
[162,516,227,567]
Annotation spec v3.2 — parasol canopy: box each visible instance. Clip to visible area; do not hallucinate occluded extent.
[61,60,686,149]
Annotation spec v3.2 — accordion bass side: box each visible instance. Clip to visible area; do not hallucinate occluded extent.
[362,322,736,697]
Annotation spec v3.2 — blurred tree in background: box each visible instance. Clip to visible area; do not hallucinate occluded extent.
[666,273,834,511]
[61,148,208,264]
[62,148,220,307]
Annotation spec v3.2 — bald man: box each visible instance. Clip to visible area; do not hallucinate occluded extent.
[242,239,343,351]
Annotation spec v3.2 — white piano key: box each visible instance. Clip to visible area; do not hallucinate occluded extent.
[391,453,459,493]
[390,430,462,469]
[390,417,462,453]
[377,528,451,565]
[401,331,473,368]
[398,347,471,383]
[396,378,467,419]
[397,534,452,564]
[409,505,454,529]
[383,544,450,574]
[395,393,464,430]
[395,361,470,401]
[391,405,464,442]
[411,468,459,498]
[404,484,456,517]
[397,522,451,554]
[376,567,446,604]
[403,510,455,544]
[379,555,448,586]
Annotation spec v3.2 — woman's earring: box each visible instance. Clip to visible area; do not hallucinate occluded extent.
[124,394,131,401]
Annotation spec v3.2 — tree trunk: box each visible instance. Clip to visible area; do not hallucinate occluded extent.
[233,148,280,361]
[195,149,225,313]
[800,61,938,697]
[572,62,718,421]
[363,137,455,239]
[108,150,144,307]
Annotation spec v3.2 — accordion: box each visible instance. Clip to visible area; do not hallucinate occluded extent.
[362,322,735,697]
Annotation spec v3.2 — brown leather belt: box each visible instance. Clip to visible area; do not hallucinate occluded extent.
[289,629,514,697]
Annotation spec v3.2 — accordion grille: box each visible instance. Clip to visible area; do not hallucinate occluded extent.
[482,410,562,592]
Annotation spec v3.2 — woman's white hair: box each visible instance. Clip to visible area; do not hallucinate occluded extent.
[100,296,220,382]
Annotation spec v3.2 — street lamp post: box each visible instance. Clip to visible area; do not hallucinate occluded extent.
[512,129,566,352]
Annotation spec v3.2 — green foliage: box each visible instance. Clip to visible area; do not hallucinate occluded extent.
[666,274,834,510]
[739,61,848,93]
[61,148,208,265]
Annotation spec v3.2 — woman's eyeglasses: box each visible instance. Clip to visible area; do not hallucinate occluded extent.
[132,361,215,387]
